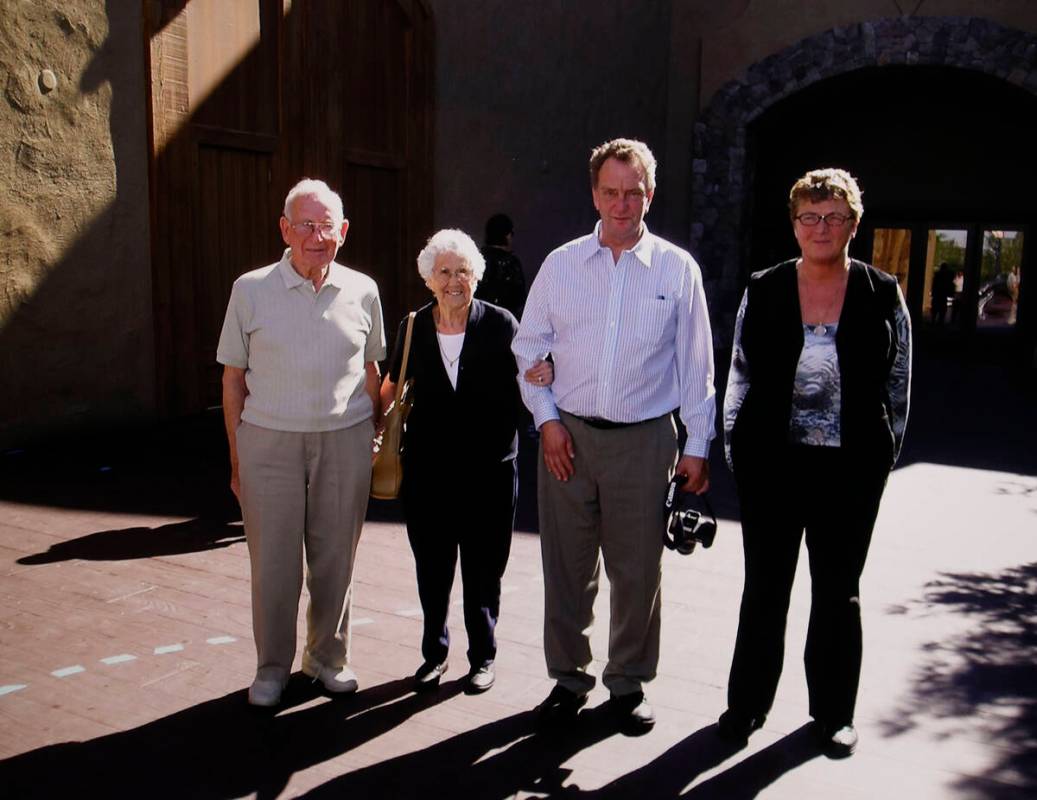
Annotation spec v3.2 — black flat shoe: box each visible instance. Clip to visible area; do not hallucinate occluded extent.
[413,661,448,692]
[610,691,655,735]
[716,709,766,744]
[535,685,587,730]
[814,720,858,758]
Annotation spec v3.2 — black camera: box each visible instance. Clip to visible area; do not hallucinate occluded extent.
[663,474,717,555]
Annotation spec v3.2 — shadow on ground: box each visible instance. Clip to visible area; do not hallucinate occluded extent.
[880,562,1037,799]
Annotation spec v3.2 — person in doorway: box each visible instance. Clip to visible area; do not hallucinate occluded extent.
[720,168,911,757]
[380,229,551,695]
[218,178,385,707]
[513,138,716,734]
[931,262,954,325]
[475,213,527,320]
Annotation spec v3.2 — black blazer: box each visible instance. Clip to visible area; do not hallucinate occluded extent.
[729,259,902,473]
[389,299,521,470]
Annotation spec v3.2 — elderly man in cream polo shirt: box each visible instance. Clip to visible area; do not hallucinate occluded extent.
[218,178,385,707]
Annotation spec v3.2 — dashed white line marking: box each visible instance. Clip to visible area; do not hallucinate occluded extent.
[100,654,137,665]
[106,585,157,604]
[398,608,423,617]
[206,636,237,645]
[0,684,27,696]
[52,665,86,678]
[350,618,374,627]
[154,644,185,655]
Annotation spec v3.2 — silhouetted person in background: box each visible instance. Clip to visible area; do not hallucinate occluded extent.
[476,213,526,319]
[931,262,954,325]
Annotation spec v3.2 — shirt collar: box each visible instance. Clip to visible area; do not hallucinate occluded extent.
[276,248,344,289]
[580,221,655,268]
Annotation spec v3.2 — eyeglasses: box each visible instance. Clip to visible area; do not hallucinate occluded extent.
[431,265,475,283]
[288,220,340,238]
[794,212,854,228]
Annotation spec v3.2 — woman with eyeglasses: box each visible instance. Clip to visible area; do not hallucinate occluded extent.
[379,229,550,696]
[718,169,911,757]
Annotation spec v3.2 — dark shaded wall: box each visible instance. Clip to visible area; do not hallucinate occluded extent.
[427,0,679,281]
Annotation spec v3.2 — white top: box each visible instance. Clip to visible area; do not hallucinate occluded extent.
[436,331,465,389]
[512,223,716,457]
[216,249,386,432]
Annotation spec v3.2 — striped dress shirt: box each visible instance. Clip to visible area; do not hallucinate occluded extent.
[512,223,716,457]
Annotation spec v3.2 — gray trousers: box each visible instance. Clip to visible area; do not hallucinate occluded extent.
[539,410,677,697]
[237,420,372,682]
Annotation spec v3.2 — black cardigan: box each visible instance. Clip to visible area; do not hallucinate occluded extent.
[728,259,903,473]
[388,299,521,468]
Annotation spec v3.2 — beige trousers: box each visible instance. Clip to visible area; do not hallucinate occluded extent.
[538,411,678,697]
[236,420,372,682]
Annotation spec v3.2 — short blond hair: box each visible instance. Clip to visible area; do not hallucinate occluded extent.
[589,138,657,194]
[788,168,863,220]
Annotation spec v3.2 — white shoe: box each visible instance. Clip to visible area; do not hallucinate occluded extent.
[248,677,285,707]
[302,658,358,694]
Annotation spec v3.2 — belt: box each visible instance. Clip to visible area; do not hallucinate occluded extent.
[569,414,640,430]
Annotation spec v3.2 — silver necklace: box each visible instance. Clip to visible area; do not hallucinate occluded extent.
[436,331,463,367]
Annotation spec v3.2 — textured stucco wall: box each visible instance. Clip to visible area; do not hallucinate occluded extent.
[0,0,153,446]
[427,0,677,281]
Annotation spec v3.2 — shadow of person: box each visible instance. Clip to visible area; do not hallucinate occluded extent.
[16,517,245,564]
[0,674,462,800]
[300,701,627,799]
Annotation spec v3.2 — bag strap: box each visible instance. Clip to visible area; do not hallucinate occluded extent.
[394,312,416,406]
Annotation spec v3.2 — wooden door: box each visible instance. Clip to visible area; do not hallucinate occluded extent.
[146,0,433,415]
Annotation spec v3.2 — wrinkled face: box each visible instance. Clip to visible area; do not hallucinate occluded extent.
[592,157,653,250]
[426,251,475,312]
[280,194,349,275]
[792,198,858,265]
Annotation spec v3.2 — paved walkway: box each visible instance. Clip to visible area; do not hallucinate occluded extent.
[0,346,1034,798]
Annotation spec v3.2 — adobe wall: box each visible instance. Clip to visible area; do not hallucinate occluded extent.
[0,1,153,447]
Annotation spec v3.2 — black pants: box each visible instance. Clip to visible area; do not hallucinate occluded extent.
[727,444,888,726]
[402,458,517,670]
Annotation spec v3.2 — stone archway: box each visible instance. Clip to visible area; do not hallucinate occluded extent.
[690,16,1037,335]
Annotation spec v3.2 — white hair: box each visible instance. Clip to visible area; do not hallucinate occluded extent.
[283,178,345,222]
[416,229,486,281]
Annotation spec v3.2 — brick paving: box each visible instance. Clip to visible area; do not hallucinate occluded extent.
[0,348,1034,798]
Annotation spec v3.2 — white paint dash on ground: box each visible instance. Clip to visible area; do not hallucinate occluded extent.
[0,684,27,696]
[154,644,185,655]
[52,665,86,678]
[397,608,424,617]
[100,654,137,665]
[105,585,157,604]
[350,618,374,627]
[206,636,237,645]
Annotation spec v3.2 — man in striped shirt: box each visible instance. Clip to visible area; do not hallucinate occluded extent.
[513,139,715,734]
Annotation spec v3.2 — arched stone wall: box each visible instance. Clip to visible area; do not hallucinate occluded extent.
[690,16,1037,336]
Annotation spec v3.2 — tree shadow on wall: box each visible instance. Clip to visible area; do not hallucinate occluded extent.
[880,563,1037,799]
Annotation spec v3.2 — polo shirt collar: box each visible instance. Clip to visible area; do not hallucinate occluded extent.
[581,221,656,268]
[276,249,344,290]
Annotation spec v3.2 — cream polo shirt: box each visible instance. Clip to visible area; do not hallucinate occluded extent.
[217,250,386,432]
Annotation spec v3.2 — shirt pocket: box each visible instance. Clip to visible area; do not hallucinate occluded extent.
[635,296,677,348]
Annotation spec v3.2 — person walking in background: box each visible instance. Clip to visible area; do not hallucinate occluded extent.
[218,178,385,707]
[513,138,715,734]
[720,168,911,757]
[475,213,526,320]
[380,229,551,695]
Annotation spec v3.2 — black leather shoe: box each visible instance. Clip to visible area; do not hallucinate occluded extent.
[814,720,858,758]
[716,708,766,744]
[465,663,495,694]
[610,691,655,734]
[536,685,587,729]
[414,661,448,692]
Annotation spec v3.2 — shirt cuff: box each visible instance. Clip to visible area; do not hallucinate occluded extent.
[682,437,712,459]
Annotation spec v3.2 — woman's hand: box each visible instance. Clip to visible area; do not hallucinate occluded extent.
[524,359,554,387]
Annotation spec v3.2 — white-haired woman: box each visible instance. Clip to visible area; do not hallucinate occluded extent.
[380,229,550,695]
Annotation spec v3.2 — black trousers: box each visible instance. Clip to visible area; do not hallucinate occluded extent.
[402,458,517,670]
[727,444,889,726]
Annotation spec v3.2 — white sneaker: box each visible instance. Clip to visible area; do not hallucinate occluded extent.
[302,658,358,694]
[248,677,285,707]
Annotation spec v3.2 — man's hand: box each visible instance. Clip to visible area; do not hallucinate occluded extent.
[541,420,575,482]
[675,455,709,494]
